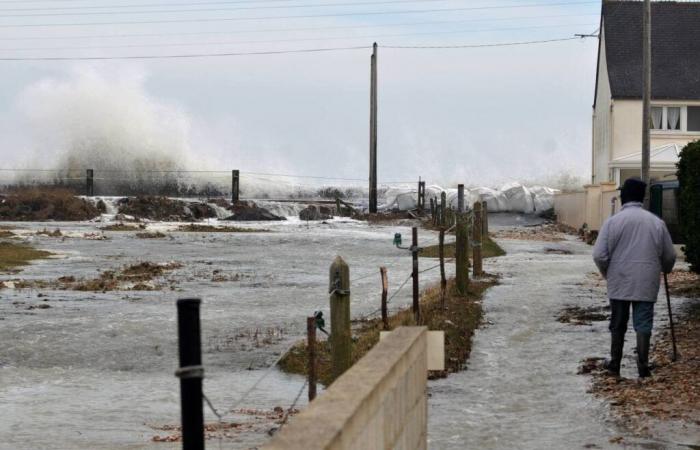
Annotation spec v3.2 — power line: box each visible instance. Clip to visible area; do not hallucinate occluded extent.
[0,34,595,61]
[0,12,600,41]
[0,1,598,28]
[383,36,583,48]
[0,22,597,51]
[0,0,485,15]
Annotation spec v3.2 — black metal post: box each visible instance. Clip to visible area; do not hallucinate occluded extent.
[176,298,205,450]
[411,227,420,324]
[231,170,240,204]
[86,169,94,197]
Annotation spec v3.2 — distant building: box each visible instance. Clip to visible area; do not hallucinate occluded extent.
[592,0,700,185]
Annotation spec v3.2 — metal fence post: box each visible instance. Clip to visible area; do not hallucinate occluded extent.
[175,298,205,450]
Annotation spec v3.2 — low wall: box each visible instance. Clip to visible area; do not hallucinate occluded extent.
[554,192,586,230]
[263,327,428,450]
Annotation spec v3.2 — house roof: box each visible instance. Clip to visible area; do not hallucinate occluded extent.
[602,0,700,101]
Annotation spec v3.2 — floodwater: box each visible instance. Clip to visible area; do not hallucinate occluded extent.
[0,216,452,449]
[428,238,699,450]
[2,215,695,449]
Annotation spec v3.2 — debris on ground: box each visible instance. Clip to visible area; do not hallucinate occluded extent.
[558,305,609,325]
[667,269,700,298]
[176,224,269,233]
[544,247,573,255]
[299,205,333,221]
[100,223,145,231]
[583,300,700,434]
[492,222,576,242]
[135,231,167,239]
[6,261,182,292]
[35,228,63,237]
[148,406,299,443]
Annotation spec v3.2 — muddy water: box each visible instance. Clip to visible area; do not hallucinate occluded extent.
[428,238,696,450]
[0,218,453,449]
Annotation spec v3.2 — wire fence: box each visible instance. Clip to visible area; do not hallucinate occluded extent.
[0,167,416,200]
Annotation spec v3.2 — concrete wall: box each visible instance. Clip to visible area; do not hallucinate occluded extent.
[263,326,428,450]
[555,182,619,231]
[554,192,586,230]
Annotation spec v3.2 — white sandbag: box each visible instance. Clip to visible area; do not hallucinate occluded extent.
[383,187,417,211]
[470,187,508,212]
[500,182,535,213]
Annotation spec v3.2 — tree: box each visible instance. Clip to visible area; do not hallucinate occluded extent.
[677,140,700,273]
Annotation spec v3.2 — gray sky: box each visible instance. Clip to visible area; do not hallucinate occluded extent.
[0,0,601,188]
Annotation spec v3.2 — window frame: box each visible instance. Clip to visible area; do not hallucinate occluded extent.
[650,105,700,134]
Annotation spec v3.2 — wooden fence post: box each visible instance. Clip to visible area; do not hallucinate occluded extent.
[336,197,342,217]
[86,169,94,197]
[439,228,446,308]
[455,213,469,296]
[307,316,317,401]
[175,298,204,450]
[329,256,351,379]
[380,267,388,330]
[482,200,489,235]
[418,180,426,211]
[458,184,465,213]
[473,202,483,277]
[231,170,240,204]
[411,227,420,324]
[430,198,436,224]
[440,191,447,227]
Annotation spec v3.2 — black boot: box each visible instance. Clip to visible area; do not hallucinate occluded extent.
[603,331,625,376]
[636,333,652,378]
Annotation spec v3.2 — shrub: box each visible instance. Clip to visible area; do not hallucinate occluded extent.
[677,140,700,273]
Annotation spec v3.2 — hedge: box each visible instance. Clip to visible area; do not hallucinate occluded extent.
[677,140,700,273]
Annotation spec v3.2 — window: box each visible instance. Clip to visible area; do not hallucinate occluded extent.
[667,107,681,130]
[650,105,700,133]
[688,106,700,132]
[651,107,663,129]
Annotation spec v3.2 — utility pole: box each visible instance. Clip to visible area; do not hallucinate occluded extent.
[369,42,378,213]
[641,0,651,207]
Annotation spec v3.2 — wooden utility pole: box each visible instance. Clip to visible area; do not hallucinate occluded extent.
[641,0,651,207]
[86,169,94,197]
[457,184,465,213]
[306,316,317,401]
[369,42,378,213]
[329,256,351,379]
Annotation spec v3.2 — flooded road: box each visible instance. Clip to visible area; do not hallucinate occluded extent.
[0,218,453,449]
[428,238,696,450]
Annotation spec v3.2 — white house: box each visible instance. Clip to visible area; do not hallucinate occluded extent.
[592,0,700,185]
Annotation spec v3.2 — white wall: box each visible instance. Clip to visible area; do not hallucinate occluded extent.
[592,27,613,184]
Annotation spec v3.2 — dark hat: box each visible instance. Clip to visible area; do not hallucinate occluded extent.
[619,177,646,204]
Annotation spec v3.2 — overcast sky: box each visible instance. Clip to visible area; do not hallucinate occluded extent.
[0,0,601,189]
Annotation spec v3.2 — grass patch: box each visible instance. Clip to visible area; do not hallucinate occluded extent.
[419,236,505,259]
[176,224,269,233]
[0,241,52,272]
[278,276,497,386]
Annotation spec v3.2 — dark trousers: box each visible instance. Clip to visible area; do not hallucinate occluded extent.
[609,299,654,335]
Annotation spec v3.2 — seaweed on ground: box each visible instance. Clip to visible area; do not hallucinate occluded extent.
[0,241,52,272]
[0,188,99,221]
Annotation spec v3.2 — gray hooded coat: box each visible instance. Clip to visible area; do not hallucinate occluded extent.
[592,202,676,302]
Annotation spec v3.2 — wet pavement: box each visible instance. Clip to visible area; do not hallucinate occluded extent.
[428,237,697,450]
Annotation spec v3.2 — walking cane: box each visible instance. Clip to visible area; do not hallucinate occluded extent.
[663,273,678,362]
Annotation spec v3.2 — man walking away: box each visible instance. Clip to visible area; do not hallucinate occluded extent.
[593,178,676,378]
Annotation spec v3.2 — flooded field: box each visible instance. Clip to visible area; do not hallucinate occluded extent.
[0,217,453,449]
